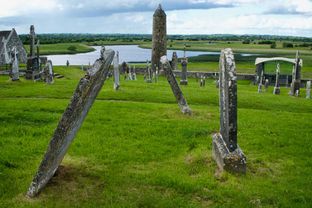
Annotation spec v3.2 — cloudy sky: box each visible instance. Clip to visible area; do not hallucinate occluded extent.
[0,0,312,37]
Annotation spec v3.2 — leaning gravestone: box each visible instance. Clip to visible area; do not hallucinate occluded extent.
[212,48,246,174]
[27,48,115,197]
[306,81,311,99]
[273,63,281,95]
[113,51,120,90]
[160,56,192,115]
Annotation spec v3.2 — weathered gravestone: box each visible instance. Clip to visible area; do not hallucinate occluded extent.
[160,56,192,115]
[200,75,206,87]
[171,52,178,71]
[42,60,54,84]
[306,81,311,99]
[180,58,188,85]
[273,63,280,95]
[212,48,246,174]
[145,60,152,83]
[27,48,115,197]
[264,79,269,91]
[11,47,19,81]
[113,51,120,90]
[257,69,264,93]
[289,51,301,96]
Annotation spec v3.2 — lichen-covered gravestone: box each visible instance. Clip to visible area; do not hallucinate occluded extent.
[11,47,19,81]
[180,58,188,85]
[27,48,115,197]
[160,56,192,115]
[171,52,178,71]
[273,63,280,95]
[212,48,246,174]
[290,51,301,96]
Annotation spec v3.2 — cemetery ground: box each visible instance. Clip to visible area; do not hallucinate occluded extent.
[0,66,311,207]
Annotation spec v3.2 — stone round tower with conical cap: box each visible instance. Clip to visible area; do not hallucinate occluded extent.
[151,4,167,72]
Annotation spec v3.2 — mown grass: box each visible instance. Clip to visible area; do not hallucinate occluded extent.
[0,66,311,207]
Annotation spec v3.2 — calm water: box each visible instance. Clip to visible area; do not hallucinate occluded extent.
[46,45,219,66]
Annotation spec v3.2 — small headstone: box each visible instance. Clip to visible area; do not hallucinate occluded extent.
[113,51,120,90]
[180,58,188,85]
[258,69,264,93]
[215,79,220,88]
[11,47,19,81]
[290,51,301,96]
[66,60,69,67]
[264,79,269,91]
[200,75,206,87]
[160,56,192,115]
[306,81,311,99]
[43,60,54,84]
[146,60,152,83]
[212,48,246,174]
[273,63,281,95]
[171,52,178,71]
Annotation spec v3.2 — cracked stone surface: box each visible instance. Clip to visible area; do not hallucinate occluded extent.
[27,49,115,197]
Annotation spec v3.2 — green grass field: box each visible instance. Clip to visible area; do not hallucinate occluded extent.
[0,66,311,207]
[24,43,95,55]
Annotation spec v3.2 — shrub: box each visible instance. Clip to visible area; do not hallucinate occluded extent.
[283,42,294,48]
[67,45,77,51]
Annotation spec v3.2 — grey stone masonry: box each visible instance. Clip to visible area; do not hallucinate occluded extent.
[290,51,301,96]
[26,48,115,197]
[151,4,167,72]
[160,55,192,115]
[212,48,246,174]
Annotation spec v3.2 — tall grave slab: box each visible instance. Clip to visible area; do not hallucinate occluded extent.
[180,58,188,85]
[27,48,115,197]
[151,4,167,72]
[160,56,192,115]
[171,52,178,71]
[273,63,280,95]
[290,51,301,96]
[113,51,120,90]
[11,47,19,81]
[212,48,246,174]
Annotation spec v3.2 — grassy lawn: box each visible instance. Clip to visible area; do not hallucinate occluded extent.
[0,66,311,207]
[24,43,95,55]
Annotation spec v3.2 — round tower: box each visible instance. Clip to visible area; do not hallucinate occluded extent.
[151,4,167,72]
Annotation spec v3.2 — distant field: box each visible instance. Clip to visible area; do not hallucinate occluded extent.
[0,66,311,207]
[20,40,312,78]
[23,43,95,55]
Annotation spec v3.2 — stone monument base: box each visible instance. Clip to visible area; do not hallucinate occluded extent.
[212,133,246,174]
[180,80,188,85]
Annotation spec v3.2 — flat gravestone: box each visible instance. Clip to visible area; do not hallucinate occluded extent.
[212,48,246,174]
[27,48,115,197]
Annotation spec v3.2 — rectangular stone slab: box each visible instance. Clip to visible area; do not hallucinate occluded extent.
[160,56,191,115]
[219,48,237,152]
[27,49,115,197]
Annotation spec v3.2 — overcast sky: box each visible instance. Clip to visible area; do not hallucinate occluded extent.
[0,0,311,37]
